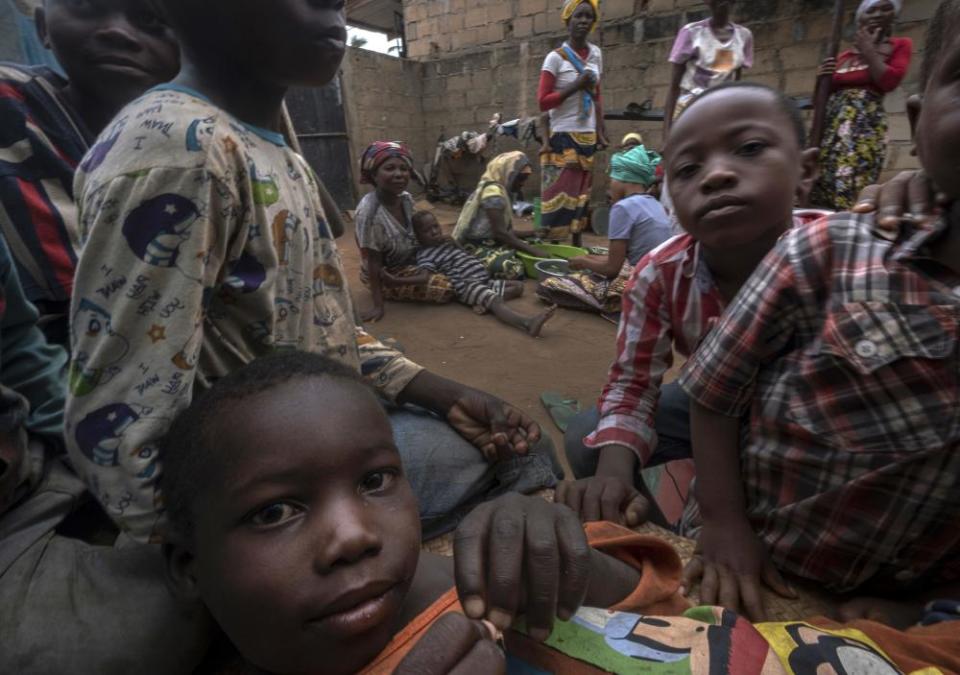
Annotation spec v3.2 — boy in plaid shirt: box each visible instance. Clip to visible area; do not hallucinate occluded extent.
[679,3,960,626]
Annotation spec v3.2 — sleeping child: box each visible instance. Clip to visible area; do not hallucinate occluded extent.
[410,211,556,338]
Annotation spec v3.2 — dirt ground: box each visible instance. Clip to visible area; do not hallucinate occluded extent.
[340,202,618,471]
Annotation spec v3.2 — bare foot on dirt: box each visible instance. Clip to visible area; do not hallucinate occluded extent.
[524,305,557,338]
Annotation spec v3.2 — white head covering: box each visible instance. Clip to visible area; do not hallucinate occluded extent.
[856,0,903,21]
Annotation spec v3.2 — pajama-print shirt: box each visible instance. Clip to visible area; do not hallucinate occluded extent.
[66,86,423,541]
[679,214,960,592]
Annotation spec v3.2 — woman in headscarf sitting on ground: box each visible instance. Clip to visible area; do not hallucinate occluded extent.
[538,0,608,246]
[452,151,549,280]
[355,141,455,322]
[537,145,672,315]
[809,0,912,211]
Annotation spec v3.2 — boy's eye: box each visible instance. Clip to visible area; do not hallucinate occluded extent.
[359,470,397,496]
[737,140,768,156]
[131,11,167,34]
[674,164,699,180]
[249,502,302,527]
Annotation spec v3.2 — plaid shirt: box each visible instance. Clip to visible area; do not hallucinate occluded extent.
[679,213,960,592]
[584,234,725,461]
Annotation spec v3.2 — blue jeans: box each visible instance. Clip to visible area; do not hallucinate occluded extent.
[563,382,692,480]
[390,408,562,540]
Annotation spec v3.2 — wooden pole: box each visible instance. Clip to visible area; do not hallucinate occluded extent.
[280,101,347,239]
[808,0,847,149]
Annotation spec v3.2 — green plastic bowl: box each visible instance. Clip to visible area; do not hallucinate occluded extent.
[517,244,588,279]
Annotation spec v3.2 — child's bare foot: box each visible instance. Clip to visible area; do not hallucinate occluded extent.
[524,305,556,338]
[503,281,525,301]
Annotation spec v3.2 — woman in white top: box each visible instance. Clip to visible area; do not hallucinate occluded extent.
[538,0,608,246]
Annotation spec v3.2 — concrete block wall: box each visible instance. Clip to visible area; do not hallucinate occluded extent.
[340,46,429,199]
[400,0,936,199]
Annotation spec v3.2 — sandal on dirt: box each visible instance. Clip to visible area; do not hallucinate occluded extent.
[540,392,581,433]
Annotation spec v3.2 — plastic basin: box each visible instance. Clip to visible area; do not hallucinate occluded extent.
[517,244,588,279]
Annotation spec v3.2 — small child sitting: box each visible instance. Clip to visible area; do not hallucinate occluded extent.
[160,352,690,674]
[678,1,960,626]
[411,211,556,337]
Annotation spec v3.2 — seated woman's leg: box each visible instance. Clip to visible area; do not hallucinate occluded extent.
[462,243,526,281]
[374,266,456,304]
[390,407,562,540]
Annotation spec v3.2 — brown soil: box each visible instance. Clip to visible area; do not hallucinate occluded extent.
[340,202,618,472]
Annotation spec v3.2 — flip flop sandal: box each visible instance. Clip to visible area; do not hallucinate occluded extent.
[539,392,581,433]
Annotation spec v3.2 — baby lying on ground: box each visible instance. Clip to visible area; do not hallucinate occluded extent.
[410,211,556,337]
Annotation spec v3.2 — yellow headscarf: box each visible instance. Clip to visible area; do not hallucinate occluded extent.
[453,152,532,241]
[561,0,600,32]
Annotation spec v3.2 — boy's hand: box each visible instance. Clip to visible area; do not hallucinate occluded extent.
[447,390,540,462]
[568,256,588,271]
[556,476,649,527]
[682,517,795,622]
[853,169,946,233]
[394,614,505,675]
[455,494,592,641]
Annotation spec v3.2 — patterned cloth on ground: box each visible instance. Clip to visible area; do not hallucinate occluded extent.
[364,265,455,304]
[536,260,631,314]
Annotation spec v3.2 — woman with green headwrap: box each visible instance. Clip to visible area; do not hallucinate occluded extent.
[537,145,672,314]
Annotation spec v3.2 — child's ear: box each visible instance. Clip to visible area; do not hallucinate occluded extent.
[164,538,201,603]
[34,8,51,50]
[906,94,923,156]
[795,147,821,205]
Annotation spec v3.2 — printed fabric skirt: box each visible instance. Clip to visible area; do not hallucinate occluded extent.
[362,265,455,304]
[535,262,632,314]
[461,241,526,281]
[540,132,597,240]
[810,88,888,212]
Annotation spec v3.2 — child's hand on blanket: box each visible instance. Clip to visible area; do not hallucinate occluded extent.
[682,516,796,622]
[454,494,641,643]
[395,614,505,675]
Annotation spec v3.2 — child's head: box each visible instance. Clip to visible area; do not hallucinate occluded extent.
[161,352,421,675]
[608,144,661,203]
[37,0,179,114]
[155,0,346,88]
[664,82,818,251]
[911,0,960,203]
[412,210,444,247]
